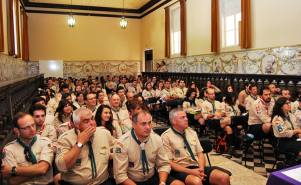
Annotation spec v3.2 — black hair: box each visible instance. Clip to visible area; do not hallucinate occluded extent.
[29,104,46,116]
[95,104,114,135]
[271,97,289,120]
[31,96,46,106]
[56,99,73,123]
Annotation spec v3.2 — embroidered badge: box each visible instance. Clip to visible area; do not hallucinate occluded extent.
[277,124,284,132]
[115,147,121,153]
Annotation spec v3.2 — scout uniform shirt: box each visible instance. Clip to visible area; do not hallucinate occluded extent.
[175,87,188,99]
[201,99,225,120]
[248,98,274,126]
[161,127,203,167]
[36,123,57,144]
[3,135,54,185]
[113,130,171,184]
[272,113,300,138]
[111,107,132,135]
[56,127,113,185]
[224,103,241,117]
[245,95,259,111]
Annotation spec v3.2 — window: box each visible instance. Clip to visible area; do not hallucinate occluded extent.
[169,2,181,55]
[220,0,241,48]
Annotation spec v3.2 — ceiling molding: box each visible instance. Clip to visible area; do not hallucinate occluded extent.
[21,0,174,19]
[21,0,163,14]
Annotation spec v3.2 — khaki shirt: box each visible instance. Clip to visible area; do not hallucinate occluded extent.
[37,123,57,144]
[52,114,71,131]
[175,87,188,99]
[201,100,225,120]
[162,88,177,100]
[224,104,241,117]
[111,108,132,135]
[56,127,113,185]
[294,108,301,126]
[161,128,203,167]
[57,122,73,137]
[248,98,274,125]
[291,101,299,114]
[3,135,54,185]
[245,95,259,111]
[142,90,156,100]
[272,114,299,138]
[182,100,202,115]
[113,131,171,184]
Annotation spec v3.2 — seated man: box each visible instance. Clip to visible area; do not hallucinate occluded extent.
[55,107,114,185]
[2,112,54,185]
[113,110,184,185]
[110,93,132,135]
[29,104,57,144]
[161,108,230,185]
[201,88,236,155]
[248,87,274,139]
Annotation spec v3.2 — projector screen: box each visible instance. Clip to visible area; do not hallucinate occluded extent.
[39,60,64,78]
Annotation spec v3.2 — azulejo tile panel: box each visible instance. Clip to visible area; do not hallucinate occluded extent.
[154,46,301,75]
[0,54,39,83]
[63,60,140,78]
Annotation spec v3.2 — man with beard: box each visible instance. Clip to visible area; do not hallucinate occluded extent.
[244,84,259,111]
[248,87,274,139]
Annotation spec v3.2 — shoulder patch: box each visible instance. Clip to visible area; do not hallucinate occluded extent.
[115,147,122,153]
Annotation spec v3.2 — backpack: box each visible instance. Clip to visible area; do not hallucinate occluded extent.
[214,135,228,153]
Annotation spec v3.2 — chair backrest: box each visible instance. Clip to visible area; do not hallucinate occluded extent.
[199,137,212,153]
[153,126,169,136]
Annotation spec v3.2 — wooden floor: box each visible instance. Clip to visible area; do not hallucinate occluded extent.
[209,152,267,185]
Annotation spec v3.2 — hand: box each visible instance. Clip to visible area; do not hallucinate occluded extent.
[207,114,215,119]
[1,165,12,178]
[189,168,205,179]
[77,127,96,145]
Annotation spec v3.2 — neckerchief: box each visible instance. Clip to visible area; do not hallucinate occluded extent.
[17,136,38,164]
[131,129,149,174]
[171,127,197,161]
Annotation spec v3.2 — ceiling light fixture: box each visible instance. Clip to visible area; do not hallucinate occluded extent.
[67,0,76,27]
[120,0,128,29]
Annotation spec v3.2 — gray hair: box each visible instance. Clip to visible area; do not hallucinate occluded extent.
[72,107,91,125]
[132,110,151,124]
[169,108,183,124]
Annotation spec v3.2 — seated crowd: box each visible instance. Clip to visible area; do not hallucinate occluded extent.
[1,74,301,185]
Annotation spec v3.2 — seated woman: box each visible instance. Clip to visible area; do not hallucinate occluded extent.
[95,104,122,139]
[272,97,301,156]
[73,92,85,109]
[52,99,73,131]
[142,82,157,109]
[182,88,204,127]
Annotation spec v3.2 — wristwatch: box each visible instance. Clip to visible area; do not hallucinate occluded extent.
[76,142,83,148]
[11,166,17,176]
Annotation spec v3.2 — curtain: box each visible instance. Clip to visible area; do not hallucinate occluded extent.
[165,7,170,58]
[180,0,187,56]
[8,0,15,55]
[15,0,21,58]
[0,0,4,52]
[241,0,251,49]
[22,9,29,61]
[211,0,220,52]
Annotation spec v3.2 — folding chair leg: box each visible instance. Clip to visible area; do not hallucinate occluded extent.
[206,153,212,167]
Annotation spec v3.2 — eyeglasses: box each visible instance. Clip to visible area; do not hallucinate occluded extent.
[19,123,36,131]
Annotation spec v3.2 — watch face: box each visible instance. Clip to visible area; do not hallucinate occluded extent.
[77,142,83,148]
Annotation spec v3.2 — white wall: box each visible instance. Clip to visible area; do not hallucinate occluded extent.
[39,60,63,78]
